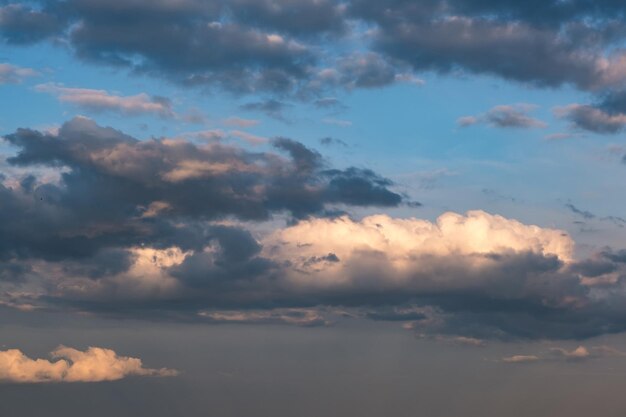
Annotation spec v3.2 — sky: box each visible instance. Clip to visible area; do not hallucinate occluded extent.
[3,0,626,415]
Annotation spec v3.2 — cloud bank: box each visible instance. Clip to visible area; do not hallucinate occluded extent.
[2,118,626,342]
[4,0,626,95]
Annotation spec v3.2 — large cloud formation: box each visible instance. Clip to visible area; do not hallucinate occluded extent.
[4,118,626,341]
[3,0,626,94]
[0,346,177,383]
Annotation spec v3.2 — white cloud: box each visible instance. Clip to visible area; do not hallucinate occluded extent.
[34,83,175,117]
[264,210,573,290]
[0,346,177,383]
[502,355,540,363]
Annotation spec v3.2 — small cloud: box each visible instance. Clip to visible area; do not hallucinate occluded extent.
[34,83,175,118]
[0,346,177,383]
[502,355,540,363]
[554,103,626,134]
[431,335,485,347]
[198,308,330,327]
[0,63,38,84]
[459,104,547,129]
[549,345,590,361]
[228,130,268,145]
[322,118,352,127]
[544,132,579,141]
[223,117,260,128]
[313,97,347,110]
[501,345,626,364]
[180,108,208,124]
[457,116,479,127]
[319,137,348,147]
[394,73,425,86]
[240,99,291,122]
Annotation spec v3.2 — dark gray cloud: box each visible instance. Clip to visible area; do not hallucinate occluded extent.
[319,137,348,147]
[0,3,65,44]
[556,91,626,134]
[0,117,403,262]
[0,0,314,93]
[241,99,291,121]
[350,0,626,91]
[227,0,346,36]
[6,0,626,95]
[565,202,626,227]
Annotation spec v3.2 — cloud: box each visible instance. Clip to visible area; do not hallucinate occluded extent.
[0,3,65,44]
[228,130,268,145]
[555,91,626,134]
[313,97,346,110]
[549,345,591,361]
[458,104,547,129]
[12,0,313,94]
[319,137,348,147]
[322,118,352,127]
[34,83,175,118]
[544,132,579,141]
[0,63,38,84]
[502,355,540,363]
[565,202,626,227]
[555,104,626,134]
[241,99,291,121]
[227,0,347,36]
[350,1,626,91]
[311,52,421,91]
[223,117,260,128]
[0,117,403,262]
[4,0,626,97]
[502,345,626,364]
[0,346,177,383]
[9,120,626,341]
[198,308,330,327]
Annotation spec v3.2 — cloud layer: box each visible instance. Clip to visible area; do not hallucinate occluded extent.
[4,0,626,95]
[3,119,626,341]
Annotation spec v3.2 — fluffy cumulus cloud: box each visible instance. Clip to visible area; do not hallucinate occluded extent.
[5,0,626,95]
[0,346,177,383]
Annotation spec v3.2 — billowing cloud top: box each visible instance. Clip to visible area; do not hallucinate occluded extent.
[2,115,626,342]
[0,346,177,383]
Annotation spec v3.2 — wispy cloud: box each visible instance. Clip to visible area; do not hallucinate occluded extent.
[35,83,175,118]
[0,63,38,84]
[458,104,547,129]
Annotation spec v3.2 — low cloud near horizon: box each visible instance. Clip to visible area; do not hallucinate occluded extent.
[0,346,177,383]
